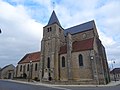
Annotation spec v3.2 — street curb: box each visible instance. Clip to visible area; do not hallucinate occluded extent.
[1,79,120,87]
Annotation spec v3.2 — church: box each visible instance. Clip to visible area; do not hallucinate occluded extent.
[39,11,110,85]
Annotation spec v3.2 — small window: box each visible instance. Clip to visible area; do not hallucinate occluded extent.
[35,63,37,71]
[27,64,29,71]
[47,57,50,68]
[47,27,52,32]
[82,33,87,39]
[47,28,49,32]
[20,65,22,72]
[62,56,65,67]
[79,54,83,66]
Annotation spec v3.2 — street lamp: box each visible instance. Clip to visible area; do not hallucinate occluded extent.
[111,59,116,82]
[28,60,32,82]
[113,61,116,82]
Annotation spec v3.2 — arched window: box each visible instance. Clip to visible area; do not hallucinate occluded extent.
[27,64,29,71]
[62,56,65,67]
[79,54,83,66]
[47,57,50,68]
[20,65,22,72]
[35,63,37,71]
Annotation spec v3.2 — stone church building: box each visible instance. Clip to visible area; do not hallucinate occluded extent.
[39,11,110,85]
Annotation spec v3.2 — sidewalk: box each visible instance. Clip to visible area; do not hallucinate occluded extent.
[105,80,120,86]
[2,79,120,87]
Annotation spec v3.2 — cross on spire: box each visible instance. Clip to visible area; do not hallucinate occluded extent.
[52,2,55,10]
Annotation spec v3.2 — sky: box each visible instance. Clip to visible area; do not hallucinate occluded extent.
[0,0,120,69]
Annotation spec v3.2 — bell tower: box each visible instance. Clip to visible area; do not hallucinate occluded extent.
[40,11,65,81]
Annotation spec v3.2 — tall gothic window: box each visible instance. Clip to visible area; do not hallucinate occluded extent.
[27,64,29,71]
[35,63,37,71]
[62,56,65,67]
[79,54,83,66]
[47,57,50,68]
[20,65,22,72]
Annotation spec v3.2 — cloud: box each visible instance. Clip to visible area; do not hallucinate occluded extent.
[0,0,43,67]
[95,0,120,36]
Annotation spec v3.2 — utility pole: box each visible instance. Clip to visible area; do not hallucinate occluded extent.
[113,61,116,82]
[28,61,32,82]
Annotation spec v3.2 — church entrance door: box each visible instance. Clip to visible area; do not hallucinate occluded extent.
[8,73,11,79]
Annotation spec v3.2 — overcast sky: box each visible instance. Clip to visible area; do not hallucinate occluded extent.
[0,0,120,69]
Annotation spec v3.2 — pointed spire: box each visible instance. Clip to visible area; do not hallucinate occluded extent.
[47,10,61,26]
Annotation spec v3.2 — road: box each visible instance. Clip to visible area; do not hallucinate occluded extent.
[0,80,67,90]
[0,80,120,90]
[62,85,120,90]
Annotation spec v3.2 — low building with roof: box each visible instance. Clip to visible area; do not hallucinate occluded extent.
[110,68,120,81]
[16,51,40,81]
[0,64,15,79]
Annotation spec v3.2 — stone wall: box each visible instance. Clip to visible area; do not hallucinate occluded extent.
[72,29,94,42]
[59,51,93,81]
[17,62,39,80]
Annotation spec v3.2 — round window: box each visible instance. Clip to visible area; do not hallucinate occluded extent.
[82,33,87,39]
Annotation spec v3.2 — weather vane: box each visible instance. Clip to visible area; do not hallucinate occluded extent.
[52,2,55,10]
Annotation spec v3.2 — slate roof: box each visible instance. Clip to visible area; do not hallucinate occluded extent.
[59,38,94,54]
[0,64,15,71]
[47,11,95,36]
[47,10,61,26]
[110,68,120,74]
[64,20,95,35]
[18,51,40,64]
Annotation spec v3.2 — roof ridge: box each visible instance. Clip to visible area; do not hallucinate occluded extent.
[65,20,94,30]
[28,51,40,54]
[64,20,95,35]
[18,51,40,64]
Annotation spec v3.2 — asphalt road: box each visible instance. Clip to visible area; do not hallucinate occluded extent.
[0,80,67,90]
[0,80,120,90]
[62,85,120,90]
